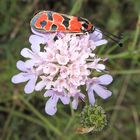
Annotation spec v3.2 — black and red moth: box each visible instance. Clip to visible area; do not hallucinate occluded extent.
[30,11,94,33]
[30,11,122,46]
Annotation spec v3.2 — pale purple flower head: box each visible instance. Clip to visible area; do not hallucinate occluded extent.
[86,74,113,105]
[12,29,113,115]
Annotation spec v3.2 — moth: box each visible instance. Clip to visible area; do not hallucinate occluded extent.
[30,10,94,33]
[31,11,122,46]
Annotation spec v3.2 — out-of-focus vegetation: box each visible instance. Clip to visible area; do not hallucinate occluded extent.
[0,0,140,140]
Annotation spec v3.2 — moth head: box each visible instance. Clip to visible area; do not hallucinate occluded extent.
[79,17,93,32]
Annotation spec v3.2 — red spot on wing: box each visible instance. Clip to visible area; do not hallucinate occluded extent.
[53,13,63,23]
[51,13,66,31]
[44,21,53,30]
[69,17,82,32]
[57,24,66,31]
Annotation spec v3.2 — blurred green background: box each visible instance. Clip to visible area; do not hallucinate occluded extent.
[0,0,140,140]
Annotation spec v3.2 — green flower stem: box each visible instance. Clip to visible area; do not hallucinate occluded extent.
[111,69,140,75]
[70,101,74,116]
[64,102,76,132]
[102,49,140,59]
[64,114,76,132]
[69,0,84,15]
[19,95,63,137]
[0,106,50,128]
[131,14,140,51]
[1,105,15,140]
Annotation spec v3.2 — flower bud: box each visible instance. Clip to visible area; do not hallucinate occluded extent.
[78,104,107,133]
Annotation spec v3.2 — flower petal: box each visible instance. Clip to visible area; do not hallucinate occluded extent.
[25,59,36,68]
[29,34,45,45]
[96,64,105,71]
[24,76,37,94]
[31,44,41,53]
[60,95,70,105]
[45,95,59,115]
[35,81,46,91]
[79,93,85,100]
[95,39,108,46]
[87,87,95,105]
[93,84,112,99]
[56,54,69,65]
[99,74,113,85]
[89,30,103,41]
[11,73,29,84]
[16,60,27,71]
[44,90,55,97]
[20,48,33,58]
[72,97,78,110]
[29,35,46,53]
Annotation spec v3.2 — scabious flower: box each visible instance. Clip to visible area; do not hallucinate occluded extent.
[12,28,113,115]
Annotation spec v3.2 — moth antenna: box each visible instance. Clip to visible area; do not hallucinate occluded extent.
[96,27,123,40]
[94,28,123,47]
